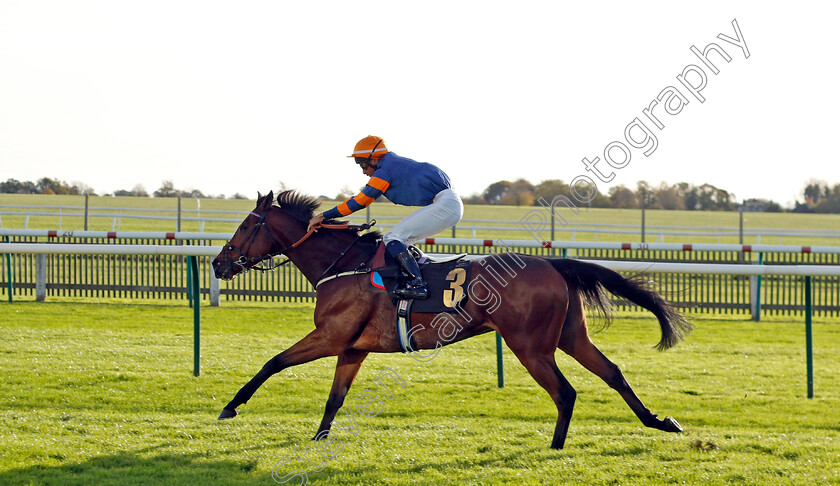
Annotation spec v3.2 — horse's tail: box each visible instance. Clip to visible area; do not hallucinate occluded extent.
[549,258,693,350]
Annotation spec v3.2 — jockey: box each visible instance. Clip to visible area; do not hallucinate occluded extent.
[308,135,463,300]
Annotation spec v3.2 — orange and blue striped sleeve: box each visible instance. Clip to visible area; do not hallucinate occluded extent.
[323,176,391,219]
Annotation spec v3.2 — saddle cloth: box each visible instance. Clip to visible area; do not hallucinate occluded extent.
[370,243,472,314]
[368,243,472,353]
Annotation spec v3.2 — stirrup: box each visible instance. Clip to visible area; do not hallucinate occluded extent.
[395,281,428,300]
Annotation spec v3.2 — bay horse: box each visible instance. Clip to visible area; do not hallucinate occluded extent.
[211,190,693,449]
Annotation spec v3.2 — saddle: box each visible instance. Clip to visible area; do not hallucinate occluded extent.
[370,243,471,310]
[369,242,473,352]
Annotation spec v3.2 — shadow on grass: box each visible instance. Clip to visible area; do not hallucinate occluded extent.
[0,449,272,486]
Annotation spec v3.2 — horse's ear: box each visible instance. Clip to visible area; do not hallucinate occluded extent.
[259,190,274,210]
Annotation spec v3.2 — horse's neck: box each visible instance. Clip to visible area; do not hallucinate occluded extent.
[287,231,373,285]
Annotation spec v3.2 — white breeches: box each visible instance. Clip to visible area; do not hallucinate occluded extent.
[383,189,464,246]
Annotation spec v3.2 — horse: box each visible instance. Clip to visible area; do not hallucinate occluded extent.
[211,190,693,449]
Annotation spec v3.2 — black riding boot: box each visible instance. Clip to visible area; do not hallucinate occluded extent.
[393,249,429,300]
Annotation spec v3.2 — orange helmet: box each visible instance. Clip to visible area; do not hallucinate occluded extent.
[348,135,388,159]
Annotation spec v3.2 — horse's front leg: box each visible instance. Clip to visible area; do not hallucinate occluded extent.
[218,329,346,419]
[313,349,369,439]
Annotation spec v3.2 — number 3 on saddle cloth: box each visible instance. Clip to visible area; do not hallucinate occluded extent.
[369,244,472,352]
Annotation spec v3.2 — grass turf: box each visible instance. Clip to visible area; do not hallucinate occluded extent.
[1,299,838,485]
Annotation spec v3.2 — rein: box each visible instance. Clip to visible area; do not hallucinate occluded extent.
[225,211,376,274]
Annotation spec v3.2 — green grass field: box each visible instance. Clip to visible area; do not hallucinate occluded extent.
[1,300,838,485]
[2,193,839,245]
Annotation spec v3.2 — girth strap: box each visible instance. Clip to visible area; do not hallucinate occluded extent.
[396,299,414,353]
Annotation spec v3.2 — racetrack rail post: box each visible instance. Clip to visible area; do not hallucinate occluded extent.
[805,276,813,398]
[3,236,11,303]
[189,255,201,377]
[495,332,504,388]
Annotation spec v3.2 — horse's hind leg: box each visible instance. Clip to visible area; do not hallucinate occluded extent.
[314,349,369,439]
[558,310,682,433]
[505,345,577,449]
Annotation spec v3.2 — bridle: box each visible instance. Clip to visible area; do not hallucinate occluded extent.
[223,210,288,272]
[224,209,376,274]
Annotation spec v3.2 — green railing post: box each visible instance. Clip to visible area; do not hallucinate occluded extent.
[187,260,194,308]
[550,209,555,242]
[805,276,813,399]
[495,332,504,388]
[186,240,194,308]
[755,252,763,321]
[84,194,90,231]
[189,255,201,377]
[4,236,12,303]
[641,204,646,243]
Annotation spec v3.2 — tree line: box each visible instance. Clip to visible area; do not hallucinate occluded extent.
[463,178,840,213]
[0,178,248,200]
[3,176,840,213]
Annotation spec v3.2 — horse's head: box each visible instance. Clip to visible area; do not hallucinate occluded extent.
[213,189,372,282]
[212,191,284,280]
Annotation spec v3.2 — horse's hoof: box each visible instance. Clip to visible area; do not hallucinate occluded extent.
[218,408,238,420]
[663,416,682,433]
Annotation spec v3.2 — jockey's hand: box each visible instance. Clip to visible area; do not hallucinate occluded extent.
[307,213,325,232]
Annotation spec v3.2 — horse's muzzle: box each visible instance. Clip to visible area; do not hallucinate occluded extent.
[212,255,238,280]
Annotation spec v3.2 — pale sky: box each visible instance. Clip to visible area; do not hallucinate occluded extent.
[1,1,838,207]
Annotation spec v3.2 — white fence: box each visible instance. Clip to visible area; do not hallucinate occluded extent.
[3,228,840,255]
[3,232,839,322]
[0,243,840,392]
[2,242,834,393]
[3,201,840,242]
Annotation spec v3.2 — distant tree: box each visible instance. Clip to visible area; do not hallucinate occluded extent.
[741,198,783,212]
[36,177,78,195]
[0,178,37,194]
[36,177,57,194]
[229,193,248,200]
[482,180,512,205]
[500,179,535,206]
[533,179,569,202]
[636,180,655,208]
[533,179,611,208]
[814,183,840,213]
[462,193,486,205]
[677,182,699,210]
[114,185,147,197]
[72,181,97,196]
[694,183,735,211]
[334,185,355,201]
[653,182,685,210]
[154,180,179,197]
[608,185,639,209]
[180,188,206,198]
[803,180,829,206]
[586,191,613,208]
[765,201,783,212]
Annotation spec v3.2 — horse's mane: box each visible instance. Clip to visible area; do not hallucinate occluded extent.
[274,190,381,244]
[275,190,321,222]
